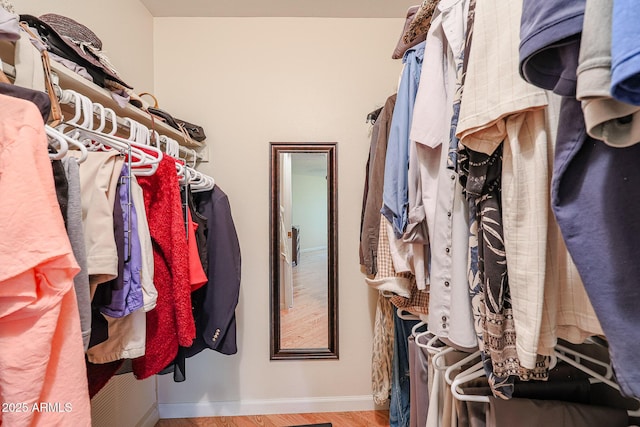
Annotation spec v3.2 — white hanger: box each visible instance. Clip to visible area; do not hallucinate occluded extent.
[45,125,68,160]
[78,91,94,130]
[57,89,93,131]
[413,332,460,378]
[45,125,88,163]
[189,169,211,191]
[450,360,491,403]
[445,350,482,385]
[411,321,428,336]
[73,115,163,175]
[57,90,102,151]
[159,135,186,181]
[555,343,614,380]
[55,88,165,176]
[448,347,637,414]
[104,107,118,136]
[92,102,106,133]
[186,147,214,192]
[57,89,84,129]
[68,124,157,170]
[397,308,420,321]
[554,345,640,417]
[418,333,445,353]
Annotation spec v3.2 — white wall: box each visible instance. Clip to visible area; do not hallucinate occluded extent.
[153,17,404,416]
[292,171,327,251]
[11,0,155,92]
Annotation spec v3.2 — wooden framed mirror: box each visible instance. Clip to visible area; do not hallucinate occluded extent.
[269,142,338,360]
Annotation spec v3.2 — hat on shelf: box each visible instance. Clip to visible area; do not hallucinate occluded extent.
[19,13,133,90]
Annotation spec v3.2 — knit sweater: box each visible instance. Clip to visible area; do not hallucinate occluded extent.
[132,155,195,379]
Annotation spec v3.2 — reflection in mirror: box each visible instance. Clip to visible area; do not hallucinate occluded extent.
[270,142,338,360]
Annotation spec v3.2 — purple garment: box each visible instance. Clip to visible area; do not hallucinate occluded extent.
[100,164,144,317]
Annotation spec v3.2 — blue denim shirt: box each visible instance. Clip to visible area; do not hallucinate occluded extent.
[381,41,426,238]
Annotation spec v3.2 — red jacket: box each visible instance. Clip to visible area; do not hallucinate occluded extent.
[132,156,195,379]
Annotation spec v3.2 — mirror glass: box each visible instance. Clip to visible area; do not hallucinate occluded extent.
[270,142,338,360]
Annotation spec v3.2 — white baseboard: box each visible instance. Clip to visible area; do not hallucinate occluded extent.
[158,395,378,419]
[137,403,160,427]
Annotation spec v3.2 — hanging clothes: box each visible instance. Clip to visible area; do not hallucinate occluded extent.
[131,176,158,312]
[389,311,420,427]
[457,0,547,374]
[100,163,144,318]
[0,93,90,426]
[371,292,396,406]
[519,0,640,399]
[76,151,124,349]
[578,0,640,148]
[410,0,477,351]
[187,205,208,292]
[610,0,640,106]
[87,165,146,365]
[360,93,397,276]
[132,155,195,379]
[382,41,425,238]
[62,156,92,351]
[455,0,554,385]
[76,151,125,288]
[186,184,241,357]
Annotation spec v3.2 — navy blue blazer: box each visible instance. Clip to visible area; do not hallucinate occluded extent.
[187,184,241,357]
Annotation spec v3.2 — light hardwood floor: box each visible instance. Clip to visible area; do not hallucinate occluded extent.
[155,410,390,426]
[280,248,328,349]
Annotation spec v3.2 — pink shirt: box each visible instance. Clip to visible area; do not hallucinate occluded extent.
[0,94,91,426]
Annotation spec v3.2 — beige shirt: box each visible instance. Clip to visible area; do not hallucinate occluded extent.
[536,93,603,356]
[456,0,547,369]
[456,0,601,368]
[74,151,125,291]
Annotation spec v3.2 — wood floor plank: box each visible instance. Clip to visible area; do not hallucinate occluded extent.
[155,410,390,427]
[280,248,329,349]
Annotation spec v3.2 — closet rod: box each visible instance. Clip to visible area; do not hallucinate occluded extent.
[157,137,201,164]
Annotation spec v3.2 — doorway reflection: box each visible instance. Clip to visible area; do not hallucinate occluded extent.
[279,152,328,349]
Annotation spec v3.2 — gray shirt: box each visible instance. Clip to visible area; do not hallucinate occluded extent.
[62,156,92,351]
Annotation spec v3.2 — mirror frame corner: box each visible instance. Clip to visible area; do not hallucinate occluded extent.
[269,142,338,360]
